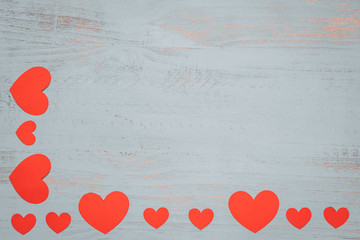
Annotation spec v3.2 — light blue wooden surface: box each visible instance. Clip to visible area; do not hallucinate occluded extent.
[1,0,359,239]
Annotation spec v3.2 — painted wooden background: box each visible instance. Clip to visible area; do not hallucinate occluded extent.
[1,0,359,239]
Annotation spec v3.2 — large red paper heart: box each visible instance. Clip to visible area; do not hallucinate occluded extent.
[188,208,214,230]
[16,120,36,146]
[9,154,51,204]
[143,207,169,229]
[324,207,349,229]
[228,190,279,233]
[11,214,36,235]
[286,208,311,229]
[10,66,51,115]
[79,191,129,234]
[46,212,71,233]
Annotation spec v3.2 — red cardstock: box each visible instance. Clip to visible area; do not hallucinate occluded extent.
[188,208,214,230]
[143,207,169,229]
[78,191,129,234]
[11,213,36,235]
[286,208,311,229]
[16,120,36,146]
[324,207,349,229]
[228,190,279,233]
[9,154,51,204]
[10,66,51,115]
[46,212,71,234]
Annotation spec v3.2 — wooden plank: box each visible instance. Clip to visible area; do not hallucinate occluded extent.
[0,0,359,239]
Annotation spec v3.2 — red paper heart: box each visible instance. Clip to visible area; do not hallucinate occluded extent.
[144,207,169,229]
[286,208,311,229]
[16,121,36,146]
[10,67,51,115]
[188,208,214,230]
[324,207,349,229]
[46,212,71,233]
[9,154,51,204]
[11,214,36,235]
[228,190,279,233]
[79,191,129,234]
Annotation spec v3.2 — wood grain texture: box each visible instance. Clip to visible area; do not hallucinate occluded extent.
[0,0,359,239]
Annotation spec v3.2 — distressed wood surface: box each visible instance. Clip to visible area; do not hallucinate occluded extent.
[1,0,359,239]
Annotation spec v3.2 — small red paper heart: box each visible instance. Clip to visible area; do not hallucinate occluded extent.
[46,212,71,233]
[9,154,51,204]
[144,207,169,229]
[324,207,349,229]
[16,121,36,146]
[188,208,214,230]
[286,208,311,229]
[228,190,279,233]
[11,214,36,235]
[79,191,129,234]
[10,67,51,115]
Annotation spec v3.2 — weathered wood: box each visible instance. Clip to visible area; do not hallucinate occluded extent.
[0,0,359,239]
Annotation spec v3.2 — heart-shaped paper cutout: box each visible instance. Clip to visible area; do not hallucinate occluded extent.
[228,190,279,233]
[188,208,214,230]
[9,154,51,204]
[16,121,36,145]
[10,66,51,115]
[144,207,169,229]
[286,208,311,229]
[324,207,349,229]
[79,191,129,234]
[11,214,36,235]
[46,212,71,233]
